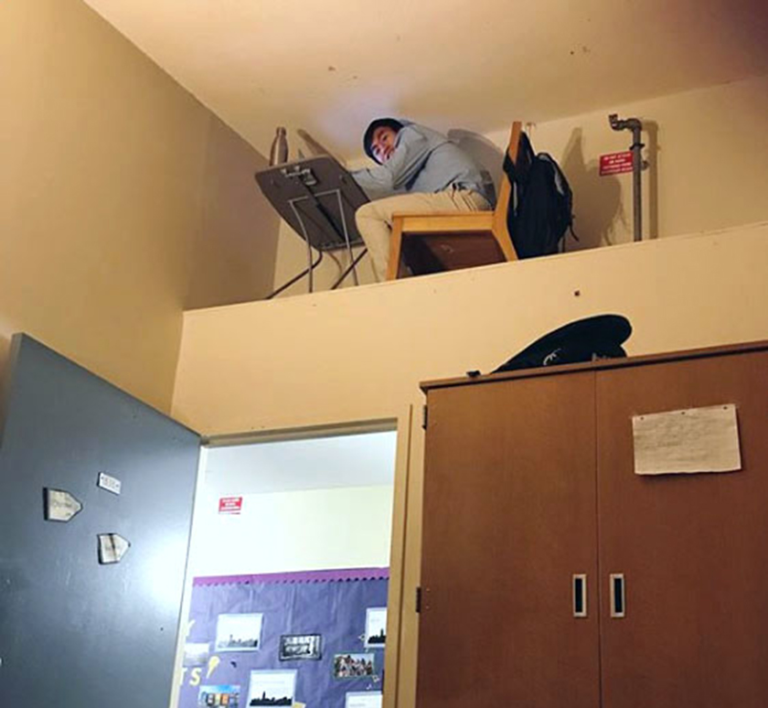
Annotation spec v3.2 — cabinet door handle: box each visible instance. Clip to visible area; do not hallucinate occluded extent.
[573,574,587,617]
[610,573,626,618]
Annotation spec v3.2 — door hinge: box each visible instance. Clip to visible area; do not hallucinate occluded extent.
[415,586,422,613]
[421,404,428,430]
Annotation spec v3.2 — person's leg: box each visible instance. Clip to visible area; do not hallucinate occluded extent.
[355,189,491,282]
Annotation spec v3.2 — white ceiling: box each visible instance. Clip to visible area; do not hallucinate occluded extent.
[84,0,768,159]
[204,431,397,495]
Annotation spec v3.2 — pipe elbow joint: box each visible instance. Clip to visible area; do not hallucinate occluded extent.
[609,113,642,132]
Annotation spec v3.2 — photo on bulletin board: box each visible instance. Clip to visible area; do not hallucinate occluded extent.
[184,642,211,666]
[364,607,387,648]
[198,684,241,707]
[279,633,322,661]
[247,670,297,707]
[345,691,383,708]
[215,613,263,652]
[333,653,375,679]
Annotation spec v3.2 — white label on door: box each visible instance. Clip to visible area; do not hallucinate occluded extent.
[97,472,122,495]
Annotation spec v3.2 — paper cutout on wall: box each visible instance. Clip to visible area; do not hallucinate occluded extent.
[44,488,83,522]
[280,634,322,661]
[364,608,387,648]
[184,643,211,666]
[333,653,375,679]
[198,684,240,707]
[345,691,382,708]
[247,669,297,706]
[97,533,130,564]
[215,613,263,652]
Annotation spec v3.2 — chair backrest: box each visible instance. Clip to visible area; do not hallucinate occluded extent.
[491,122,526,242]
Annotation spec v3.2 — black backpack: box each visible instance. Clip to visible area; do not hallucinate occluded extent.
[503,132,576,258]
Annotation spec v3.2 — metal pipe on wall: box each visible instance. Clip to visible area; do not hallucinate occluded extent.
[609,114,644,242]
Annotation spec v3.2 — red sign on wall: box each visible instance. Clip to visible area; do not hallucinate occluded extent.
[600,151,634,176]
[218,496,243,514]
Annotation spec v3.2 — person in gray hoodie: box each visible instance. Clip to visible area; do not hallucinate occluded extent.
[352,118,494,281]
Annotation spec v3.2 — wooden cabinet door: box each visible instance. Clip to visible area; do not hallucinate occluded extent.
[417,372,600,708]
[597,349,768,708]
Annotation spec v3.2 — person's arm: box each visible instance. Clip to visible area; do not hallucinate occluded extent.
[351,128,431,200]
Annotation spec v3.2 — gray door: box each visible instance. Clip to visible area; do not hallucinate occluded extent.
[0,335,200,706]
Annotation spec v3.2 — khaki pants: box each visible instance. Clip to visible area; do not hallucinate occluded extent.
[355,188,491,281]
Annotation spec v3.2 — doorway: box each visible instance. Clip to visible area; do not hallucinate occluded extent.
[176,426,398,708]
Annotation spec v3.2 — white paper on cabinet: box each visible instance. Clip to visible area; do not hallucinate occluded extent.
[632,404,741,475]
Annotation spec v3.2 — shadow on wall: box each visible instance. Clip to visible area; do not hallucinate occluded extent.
[645,120,660,240]
[561,128,625,250]
[448,129,504,204]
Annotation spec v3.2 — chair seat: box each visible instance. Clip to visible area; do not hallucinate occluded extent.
[391,212,495,233]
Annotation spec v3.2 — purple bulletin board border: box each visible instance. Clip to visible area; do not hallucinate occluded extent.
[192,566,390,587]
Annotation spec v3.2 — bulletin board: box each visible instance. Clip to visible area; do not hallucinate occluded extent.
[179,568,389,708]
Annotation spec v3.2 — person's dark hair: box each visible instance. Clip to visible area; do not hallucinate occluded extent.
[363,118,404,163]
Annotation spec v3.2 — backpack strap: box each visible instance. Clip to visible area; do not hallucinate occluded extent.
[502,132,535,187]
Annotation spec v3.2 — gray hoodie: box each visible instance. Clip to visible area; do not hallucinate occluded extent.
[351,121,494,205]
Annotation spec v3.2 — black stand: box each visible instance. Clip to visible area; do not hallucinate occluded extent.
[255,157,370,293]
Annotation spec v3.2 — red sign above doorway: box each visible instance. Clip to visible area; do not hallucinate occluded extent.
[218,496,243,514]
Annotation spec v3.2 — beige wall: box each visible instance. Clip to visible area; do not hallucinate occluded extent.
[272,74,768,292]
[511,74,768,249]
[191,485,394,577]
[0,0,279,411]
[186,117,279,310]
[172,222,768,707]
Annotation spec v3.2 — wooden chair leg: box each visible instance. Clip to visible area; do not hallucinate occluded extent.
[387,217,405,280]
[492,225,518,262]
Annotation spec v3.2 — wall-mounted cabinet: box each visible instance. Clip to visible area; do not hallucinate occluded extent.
[418,342,768,708]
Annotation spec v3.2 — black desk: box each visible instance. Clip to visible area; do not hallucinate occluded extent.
[256,157,370,292]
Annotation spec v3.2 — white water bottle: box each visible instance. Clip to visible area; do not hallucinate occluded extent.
[269,127,289,166]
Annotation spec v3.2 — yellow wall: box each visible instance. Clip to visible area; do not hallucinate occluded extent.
[191,486,394,577]
[0,0,278,411]
[186,117,280,311]
[172,223,768,708]
[514,74,768,249]
[272,74,768,293]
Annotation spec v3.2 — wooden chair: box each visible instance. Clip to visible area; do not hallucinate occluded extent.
[386,121,526,280]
